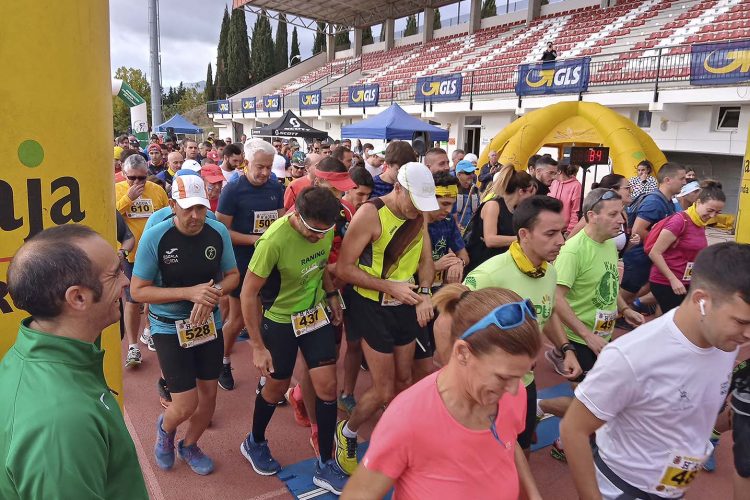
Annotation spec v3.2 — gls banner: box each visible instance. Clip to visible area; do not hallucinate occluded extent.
[348,84,379,107]
[516,57,591,96]
[217,100,230,113]
[241,97,256,113]
[415,74,463,102]
[299,90,322,110]
[263,94,281,112]
[691,40,750,86]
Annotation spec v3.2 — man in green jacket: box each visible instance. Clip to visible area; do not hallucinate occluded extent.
[0,224,148,499]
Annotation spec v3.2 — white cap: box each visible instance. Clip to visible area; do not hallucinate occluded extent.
[272,154,287,178]
[182,159,202,172]
[676,180,700,198]
[463,153,478,164]
[171,174,211,209]
[396,162,439,212]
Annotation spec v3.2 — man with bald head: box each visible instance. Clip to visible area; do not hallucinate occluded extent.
[156,151,185,191]
[0,225,148,499]
[283,152,323,211]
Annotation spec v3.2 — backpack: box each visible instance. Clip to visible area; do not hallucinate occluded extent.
[626,191,675,228]
[643,211,689,255]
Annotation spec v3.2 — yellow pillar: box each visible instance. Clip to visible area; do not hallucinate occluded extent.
[0,1,122,402]
[737,126,750,244]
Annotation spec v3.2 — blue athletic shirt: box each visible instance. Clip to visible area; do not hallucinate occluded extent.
[625,191,675,261]
[145,206,217,230]
[133,218,237,335]
[216,174,285,271]
[428,216,465,261]
[371,175,394,198]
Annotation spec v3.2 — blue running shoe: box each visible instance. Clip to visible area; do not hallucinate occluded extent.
[240,435,281,476]
[337,393,356,415]
[313,459,348,496]
[178,440,214,475]
[154,414,175,470]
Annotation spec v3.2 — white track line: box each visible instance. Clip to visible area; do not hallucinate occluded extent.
[123,408,167,500]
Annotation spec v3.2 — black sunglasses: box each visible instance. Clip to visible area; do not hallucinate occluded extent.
[127,175,147,181]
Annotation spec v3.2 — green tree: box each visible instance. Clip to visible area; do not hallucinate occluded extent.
[404,15,418,37]
[434,9,442,30]
[227,8,252,93]
[112,66,151,134]
[313,21,327,55]
[250,14,275,84]
[205,63,215,101]
[335,26,351,49]
[481,0,496,19]
[290,27,301,65]
[215,6,230,98]
[274,13,289,73]
[362,26,374,45]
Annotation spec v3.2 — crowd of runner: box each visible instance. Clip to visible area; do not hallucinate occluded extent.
[0,133,748,500]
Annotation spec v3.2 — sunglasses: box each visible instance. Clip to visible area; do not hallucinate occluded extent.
[127,175,147,181]
[292,164,306,170]
[589,189,619,212]
[298,212,335,234]
[460,299,537,340]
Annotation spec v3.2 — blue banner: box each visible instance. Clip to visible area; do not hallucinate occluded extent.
[217,100,230,114]
[299,90,322,110]
[241,97,256,113]
[691,40,750,86]
[415,74,463,102]
[515,57,590,96]
[263,94,281,112]
[348,84,380,107]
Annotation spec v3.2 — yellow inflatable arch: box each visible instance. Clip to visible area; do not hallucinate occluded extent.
[478,101,668,178]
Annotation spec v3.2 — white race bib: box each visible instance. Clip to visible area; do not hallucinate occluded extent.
[683,262,694,282]
[593,310,617,338]
[175,313,218,348]
[128,198,154,218]
[381,277,416,307]
[253,210,278,234]
[655,451,704,495]
[291,303,330,337]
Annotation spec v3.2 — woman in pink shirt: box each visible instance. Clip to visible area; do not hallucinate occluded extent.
[549,161,582,234]
[342,285,542,500]
[648,180,725,312]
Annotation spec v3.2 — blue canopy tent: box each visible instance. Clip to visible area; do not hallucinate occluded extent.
[154,114,203,134]
[341,103,449,141]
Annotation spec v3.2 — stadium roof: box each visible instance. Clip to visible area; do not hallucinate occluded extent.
[233,0,457,31]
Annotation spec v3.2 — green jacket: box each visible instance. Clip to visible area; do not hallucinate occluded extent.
[0,319,148,500]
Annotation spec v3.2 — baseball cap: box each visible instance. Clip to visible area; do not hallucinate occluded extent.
[676,181,700,198]
[396,162,439,211]
[315,169,357,192]
[455,160,476,174]
[463,153,478,164]
[272,154,287,178]
[171,174,211,209]
[201,164,225,184]
[292,151,306,165]
[182,159,202,172]
[114,146,124,160]
[147,143,161,153]
[207,150,220,162]
[175,169,200,178]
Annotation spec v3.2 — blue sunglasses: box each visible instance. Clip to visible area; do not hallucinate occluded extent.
[460,299,537,340]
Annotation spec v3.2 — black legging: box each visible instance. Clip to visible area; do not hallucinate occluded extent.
[650,281,688,313]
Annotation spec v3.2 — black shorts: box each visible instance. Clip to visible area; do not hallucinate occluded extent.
[650,281,688,314]
[152,329,224,393]
[262,317,337,380]
[571,341,598,383]
[347,291,425,354]
[620,251,651,294]
[341,286,361,343]
[733,409,750,478]
[517,380,537,450]
[414,318,435,360]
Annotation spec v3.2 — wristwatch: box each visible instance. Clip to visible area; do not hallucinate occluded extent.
[212,283,223,292]
[417,287,432,295]
[560,343,576,355]
[118,248,129,259]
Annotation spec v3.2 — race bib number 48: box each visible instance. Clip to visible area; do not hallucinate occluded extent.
[175,313,218,348]
[655,452,703,495]
[128,198,154,218]
[593,310,617,338]
[253,210,278,234]
[291,303,330,337]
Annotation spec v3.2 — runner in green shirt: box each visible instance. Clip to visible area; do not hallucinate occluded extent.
[239,187,349,495]
[462,195,582,457]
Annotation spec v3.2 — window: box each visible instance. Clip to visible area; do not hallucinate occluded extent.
[465,116,482,126]
[637,110,652,129]
[717,106,740,130]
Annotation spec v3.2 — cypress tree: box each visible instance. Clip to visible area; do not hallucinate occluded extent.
[250,15,275,84]
[274,13,289,73]
[335,26,351,49]
[434,9,442,30]
[363,26,374,45]
[313,21,327,55]
[205,63,215,101]
[290,27,301,65]
[227,8,252,93]
[215,6,230,97]
[481,0,497,19]
[404,15,418,37]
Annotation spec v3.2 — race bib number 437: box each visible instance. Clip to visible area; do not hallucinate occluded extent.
[291,303,330,337]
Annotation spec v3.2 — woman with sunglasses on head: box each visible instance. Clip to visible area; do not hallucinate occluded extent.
[342,285,542,500]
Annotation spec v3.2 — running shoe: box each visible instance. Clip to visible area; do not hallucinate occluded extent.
[240,435,281,476]
[140,328,156,352]
[632,298,657,316]
[310,429,320,458]
[285,387,310,427]
[550,437,566,463]
[313,459,348,496]
[157,378,171,409]
[544,348,567,377]
[337,394,356,415]
[154,414,175,470]
[218,363,235,391]
[238,328,250,341]
[334,420,358,475]
[125,346,142,368]
[178,440,214,475]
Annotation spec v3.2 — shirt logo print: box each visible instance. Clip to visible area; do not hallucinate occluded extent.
[205,246,217,260]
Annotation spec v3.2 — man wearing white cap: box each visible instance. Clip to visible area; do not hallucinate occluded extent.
[130,174,239,476]
[334,162,438,476]
[674,180,701,212]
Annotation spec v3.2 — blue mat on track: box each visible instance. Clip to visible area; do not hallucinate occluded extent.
[279,442,393,500]
[531,382,575,452]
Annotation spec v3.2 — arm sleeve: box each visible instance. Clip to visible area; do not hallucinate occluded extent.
[247,237,280,279]
[132,226,161,281]
[574,345,639,421]
[115,184,134,214]
[554,247,579,289]
[361,402,412,480]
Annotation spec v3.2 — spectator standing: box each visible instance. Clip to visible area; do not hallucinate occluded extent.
[541,42,557,61]
[549,160,582,234]
[628,160,658,198]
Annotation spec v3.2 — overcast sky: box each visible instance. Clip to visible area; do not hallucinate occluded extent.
[109,0,467,89]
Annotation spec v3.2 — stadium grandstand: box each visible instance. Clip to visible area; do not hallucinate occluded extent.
[209,0,750,215]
